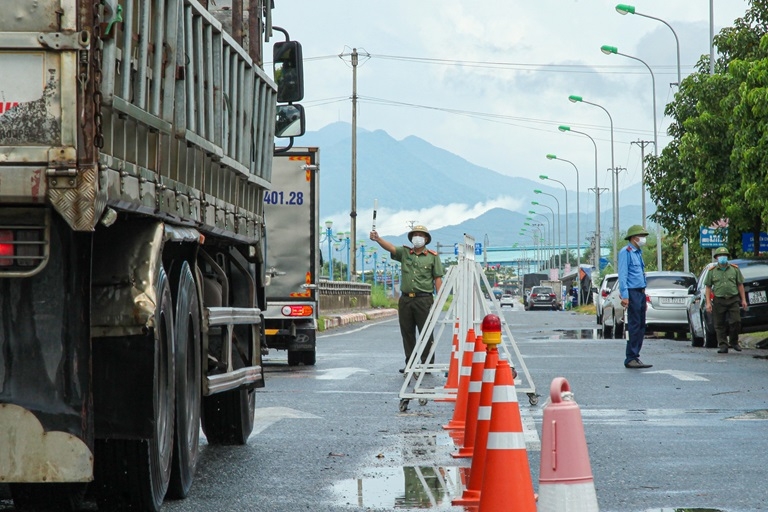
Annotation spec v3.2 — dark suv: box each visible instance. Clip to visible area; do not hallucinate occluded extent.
[526,286,558,311]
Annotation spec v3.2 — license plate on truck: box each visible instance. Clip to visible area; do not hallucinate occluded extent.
[748,290,767,304]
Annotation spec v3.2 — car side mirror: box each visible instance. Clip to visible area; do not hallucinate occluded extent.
[275,104,305,138]
[687,285,695,295]
[273,40,304,103]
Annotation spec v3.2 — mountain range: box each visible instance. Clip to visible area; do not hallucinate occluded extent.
[298,122,653,249]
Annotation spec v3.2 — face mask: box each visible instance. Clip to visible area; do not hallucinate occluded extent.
[718,256,728,265]
[636,236,647,247]
[411,236,426,248]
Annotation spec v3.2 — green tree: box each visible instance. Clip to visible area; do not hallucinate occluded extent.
[645,1,768,259]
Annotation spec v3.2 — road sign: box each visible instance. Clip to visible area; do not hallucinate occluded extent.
[599,257,609,270]
[454,243,458,256]
[700,226,727,248]
[475,242,482,255]
[741,232,768,253]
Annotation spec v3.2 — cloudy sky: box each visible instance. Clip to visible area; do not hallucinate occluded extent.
[268,1,749,235]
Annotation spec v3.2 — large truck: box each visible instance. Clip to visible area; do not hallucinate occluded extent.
[263,148,319,366]
[0,1,303,510]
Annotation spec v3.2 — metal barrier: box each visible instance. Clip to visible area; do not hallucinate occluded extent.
[318,279,371,311]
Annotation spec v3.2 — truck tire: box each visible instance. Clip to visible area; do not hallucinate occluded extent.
[302,350,316,366]
[201,336,256,445]
[9,483,86,512]
[167,262,202,499]
[95,268,175,512]
[287,350,302,366]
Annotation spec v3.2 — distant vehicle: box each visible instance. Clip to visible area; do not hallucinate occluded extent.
[500,294,515,308]
[492,288,504,301]
[687,259,768,348]
[526,286,558,311]
[602,271,696,339]
[594,273,618,324]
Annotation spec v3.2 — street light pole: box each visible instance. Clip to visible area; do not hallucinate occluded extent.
[559,125,602,272]
[600,45,662,270]
[531,202,557,274]
[533,193,561,274]
[616,4,689,272]
[568,95,618,270]
[546,155,581,302]
[539,176,569,274]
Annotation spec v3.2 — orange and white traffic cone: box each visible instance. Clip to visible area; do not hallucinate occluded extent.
[478,337,536,511]
[442,328,475,431]
[452,333,486,458]
[452,315,501,506]
[436,319,460,402]
[538,377,599,511]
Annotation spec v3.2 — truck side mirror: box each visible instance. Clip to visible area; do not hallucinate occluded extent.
[275,104,305,138]
[273,40,304,103]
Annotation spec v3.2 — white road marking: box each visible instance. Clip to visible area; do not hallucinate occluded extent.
[249,407,320,438]
[644,369,709,381]
[316,367,368,380]
[318,318,396,338]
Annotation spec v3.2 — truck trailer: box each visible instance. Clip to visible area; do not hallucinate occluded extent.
[0,1,302,510]
[263,148,319,366]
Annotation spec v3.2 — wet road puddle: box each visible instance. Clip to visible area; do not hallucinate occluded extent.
[530,328,600,340]
[331,465,466,510]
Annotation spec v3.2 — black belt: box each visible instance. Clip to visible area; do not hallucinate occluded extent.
[629,287,645,292]
[404,292,432,297]
[715,295,737,300]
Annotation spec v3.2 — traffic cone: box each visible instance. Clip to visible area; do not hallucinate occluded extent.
[442,328,475,431]
[452,334,486,458]
[436,319,460,402]
[478,352,536,511]
[538,377,599,511]
[452,315,501,506]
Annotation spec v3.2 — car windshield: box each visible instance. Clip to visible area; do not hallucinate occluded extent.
[532,287,553,294]
[647,275,697,289]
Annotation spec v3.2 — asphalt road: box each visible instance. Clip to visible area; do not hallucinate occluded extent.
[3,299,767,511]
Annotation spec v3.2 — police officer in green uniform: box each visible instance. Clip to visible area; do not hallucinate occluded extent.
[370,225,444,373]
[704,247,748,353]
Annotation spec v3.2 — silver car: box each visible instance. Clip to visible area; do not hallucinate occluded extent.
[594,273,619,324]
[602,271,697,339]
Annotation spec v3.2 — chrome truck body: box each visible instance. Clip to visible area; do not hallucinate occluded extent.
[0,1,301,509]
[263,147,319,366]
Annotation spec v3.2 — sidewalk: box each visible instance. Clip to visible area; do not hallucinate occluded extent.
[319,308,398,331]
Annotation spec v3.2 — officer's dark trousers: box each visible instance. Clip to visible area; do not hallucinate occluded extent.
[398,295,434,366]
[713,296,741,347]
[625,288,647,365]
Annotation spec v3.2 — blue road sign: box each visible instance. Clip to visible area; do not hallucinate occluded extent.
[475,242,482,255]
[741,232,768,253]
[700,226,727,248]
[454,243,459,256]
[599,257,609,270]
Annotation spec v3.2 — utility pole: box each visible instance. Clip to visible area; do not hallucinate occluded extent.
[349,48,358,281]
[631,140,654,224]
[611,166,625,270]
[588,187,608,271]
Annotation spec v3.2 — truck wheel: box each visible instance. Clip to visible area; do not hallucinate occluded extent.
[167,262,201,499]
[10,483,86,512]
[201,336,256,445]
[95,267,175,512]
[302,350,316,366]
[287,350,302,366]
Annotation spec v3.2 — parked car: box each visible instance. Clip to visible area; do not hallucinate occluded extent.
[601,271,697,339]
[526,285,559,311]
[500,294,515,308]
[687,259,768,348]
[600,280,624,339]
[644,271,697,336]
[593,273,619,324]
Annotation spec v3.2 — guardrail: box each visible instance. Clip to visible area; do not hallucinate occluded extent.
[318,279,371,311]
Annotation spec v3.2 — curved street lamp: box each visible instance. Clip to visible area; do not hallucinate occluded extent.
[568,95,618,269]
[546,154,581,293]
[531,202,557,272]
[601,44,663,270]
[558,125,602,271]
[526,218,548,270]
[533,191,561,273]
[615,4,688,272]
[539,175,569,275]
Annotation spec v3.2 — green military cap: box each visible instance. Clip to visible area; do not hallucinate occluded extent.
[713,246,730,257]
[624,225,649,240]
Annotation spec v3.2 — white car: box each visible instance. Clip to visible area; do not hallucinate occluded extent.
[500,294,515,308]
[594,273,619,324]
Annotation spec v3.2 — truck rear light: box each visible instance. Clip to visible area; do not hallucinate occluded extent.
[0,230,12,266]
[281,305,313,317]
